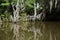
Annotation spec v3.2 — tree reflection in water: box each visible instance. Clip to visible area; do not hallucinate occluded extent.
[0,21,59,40]
[11,23,20,40]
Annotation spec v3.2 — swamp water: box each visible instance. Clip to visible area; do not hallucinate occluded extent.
[0,21,60,40]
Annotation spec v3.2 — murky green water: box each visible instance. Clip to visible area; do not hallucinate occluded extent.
[0,21,60,40]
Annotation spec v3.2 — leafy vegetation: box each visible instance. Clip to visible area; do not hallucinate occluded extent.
[0,0,60,21]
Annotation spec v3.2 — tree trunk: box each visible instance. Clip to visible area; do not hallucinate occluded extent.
[11,0,19,22]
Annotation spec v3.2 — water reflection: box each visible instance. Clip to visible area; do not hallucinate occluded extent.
[0,21,60,40]
[11,23,20,40]
[50,31,53,40]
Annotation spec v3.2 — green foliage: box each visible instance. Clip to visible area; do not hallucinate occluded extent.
[11,0,17,4]
[0,0,44,21]
[26,0,35,8]
[1,3,10,6]
[0,0,9,6]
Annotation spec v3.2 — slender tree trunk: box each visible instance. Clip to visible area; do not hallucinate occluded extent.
[34,3,37,17]
[49,0,53,13]
[11,0,19,22]
[55,0,57,8]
